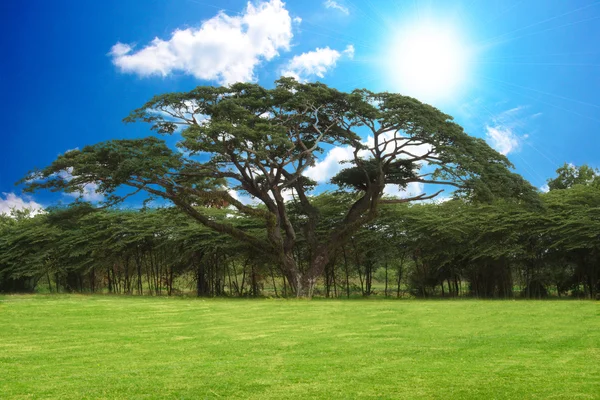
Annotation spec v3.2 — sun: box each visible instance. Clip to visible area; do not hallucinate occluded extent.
[386,19,472,104]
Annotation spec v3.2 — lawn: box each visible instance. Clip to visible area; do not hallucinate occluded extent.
[0,295,598,399]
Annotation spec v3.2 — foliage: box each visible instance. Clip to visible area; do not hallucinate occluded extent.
[546,163,600,190]
[21,79,534,296]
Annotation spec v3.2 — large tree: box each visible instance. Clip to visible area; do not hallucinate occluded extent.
[23,78,533,296]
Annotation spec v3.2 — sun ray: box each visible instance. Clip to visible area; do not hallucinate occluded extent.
[473,61,600,67]
[477,1,600,47]
[525,142,561,168]
[481,0,526,26]
[485,79,600,124]
[482,76,600,110]
[477,50,600,61]
[297,24,378,51]
[490,14,600,46]
[344,0,391,34]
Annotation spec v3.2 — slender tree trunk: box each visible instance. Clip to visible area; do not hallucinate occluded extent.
[240,259,247,296]
[332,264,338,298]
[107,267,113,293]
[343,247,350,299]
[227,262,234,296]
[195,251,209,297]
[324,264,330,298]
[270,266,278,298]
[454,276,459,298]
[396,269,401,298]
[47,272,53,293]
[384,261,388,298]
[251,263,257,297]
[90,268,95,293]
[135,249,143,295]
[146,258,153,296]
[358,268,364,296]
[124,256,131,294]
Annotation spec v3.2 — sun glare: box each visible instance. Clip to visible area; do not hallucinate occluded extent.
[387,19,472,104]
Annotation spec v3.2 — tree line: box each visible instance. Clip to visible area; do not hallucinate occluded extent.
[2,163,598,299]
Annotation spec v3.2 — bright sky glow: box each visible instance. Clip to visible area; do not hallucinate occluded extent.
[387,19,472,103]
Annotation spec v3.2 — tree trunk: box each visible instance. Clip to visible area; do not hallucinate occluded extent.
[343,247,350,298]
[270,266,278,298]
[384,261,388,298]
[47,272,53,293]
[281,250,329,298]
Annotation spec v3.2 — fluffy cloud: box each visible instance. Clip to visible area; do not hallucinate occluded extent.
[228,189,257,206]
[304,145,356,183]
[57,168,104,202]
[282,44,354,81]
[485,125,519,156]
[229,187,295,206]
[383,182,424,198]
[65,183,104,202]
[482,105,542,156]
[324,0,349,15]
[110,0,294,84]
[0,193,44,216]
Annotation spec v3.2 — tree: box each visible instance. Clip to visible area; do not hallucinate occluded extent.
[22,78,533,296]
[542,184,600,298]
[546,163,600,191]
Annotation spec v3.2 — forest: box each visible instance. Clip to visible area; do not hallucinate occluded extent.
[2,163,598,299]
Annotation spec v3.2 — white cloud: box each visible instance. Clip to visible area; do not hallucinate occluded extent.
[383,182,424,198]
[228,189,257,206]
[65,183,104,202]
[539,184,550,193]
[229,187,295,206]
[304,145,356,183]
[109,42,131,58]
[110,0,294,85]
[324,0,349,15]
[0,193,44,216]
[384,182,452,202]
[58,168,104,202]
[483,105,540,156]
[343,44,355,58]
[304,133,432,184]
[282,44,354,81]
[460,100,540,157]
[485,125,519,156]
[279,188,296,202]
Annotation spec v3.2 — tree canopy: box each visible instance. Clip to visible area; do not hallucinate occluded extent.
[546,163,600,191]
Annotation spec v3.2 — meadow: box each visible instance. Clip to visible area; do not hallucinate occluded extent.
[0,295,598,399]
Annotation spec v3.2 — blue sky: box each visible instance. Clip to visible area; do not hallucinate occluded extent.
[2,0,600,211]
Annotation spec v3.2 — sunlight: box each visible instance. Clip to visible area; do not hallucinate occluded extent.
[386,19,473,104]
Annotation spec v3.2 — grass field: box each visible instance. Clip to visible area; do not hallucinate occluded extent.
[0,295,598,399]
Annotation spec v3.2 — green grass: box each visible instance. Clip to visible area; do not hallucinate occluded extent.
[0,295,598,399]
